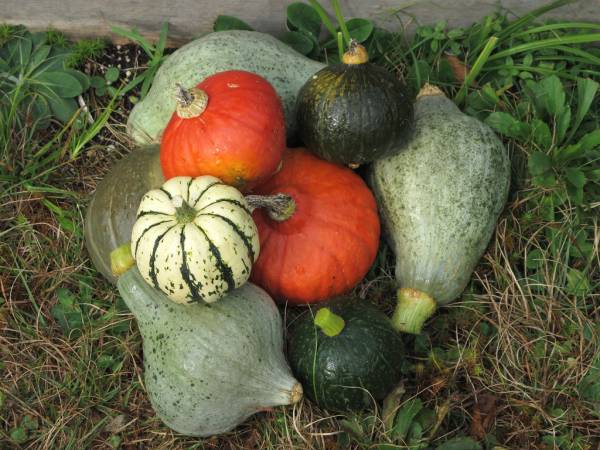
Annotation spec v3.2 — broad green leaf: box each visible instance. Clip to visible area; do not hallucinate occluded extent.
[578,129,600,154]
[528,151,552,176]
[565,168,586,188]
[345,18,374,43]
[64,68,90,91]
[539,75,566,117]
[485,112,530,139]
[566,268,591,296]
[392,398,423,441]
[90,75,105,89]
[530,118,552,149]
[51,287,85,337]
[16,37,33,68]
[555,143,583,163]
[578,355,600,404]
[286,2,321,38]
[435,436,482,450]
[37,71,83,97]
[569,77,599,139]
[105,66,120,83]
[213,15,253,32]
[28,44,51,71]
[556,104,571,144]
[526,248,544,269]
[48,96,78,122]
[279,31,314,55]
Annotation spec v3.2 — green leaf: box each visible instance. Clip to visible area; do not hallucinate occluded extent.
[345,18,374,43]
[568,77,599,140]
[213,15,253,32]
[28,44,51,70]
[539,75,566,117]
[565,168,586,189]
[566,268,591,296]
[528,151,552,176]
[530,119,552,149]
[526,248,544,269]
[556,104,571,144]
[105,66,120,83]
[37,71,83,97]
[392,398,423,441]
[279,31,314,55]
[63,68,90,91]
[90,75,105,89]
[435,436,482,450]
[51,288,85,337]
[578,129,600,154]
[485,112,530,139]
[47,96,78,122]
[286,2,321,38]
[578,356,600,404]
[10,427,28,444]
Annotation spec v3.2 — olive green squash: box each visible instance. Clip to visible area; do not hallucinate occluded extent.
[127,30,325,144]
[370,84,510,334]
[296,41,413,166]
[84,146,164,284]
[115,259,302,437]
[287,298,405,411]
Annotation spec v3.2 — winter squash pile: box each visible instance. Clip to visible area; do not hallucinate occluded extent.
[85,31,509,436]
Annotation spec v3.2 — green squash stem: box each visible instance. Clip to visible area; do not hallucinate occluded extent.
[391,288,437,335]
[110,243,135,277]
[172,195,197,223]
[245,193,296,222]
[314,307,345,337]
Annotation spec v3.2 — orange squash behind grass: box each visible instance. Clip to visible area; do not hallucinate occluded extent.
[250,149,380,304]
[160,70,285,190]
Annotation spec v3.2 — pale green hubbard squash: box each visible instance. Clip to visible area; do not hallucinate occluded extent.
[127,30,325,144]
[371,84,510,334]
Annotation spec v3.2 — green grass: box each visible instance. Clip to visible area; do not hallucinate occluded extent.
[1,3,600,449]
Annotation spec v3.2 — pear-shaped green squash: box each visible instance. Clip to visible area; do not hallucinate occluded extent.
[127,30,325,145]
[84,146,164,284]
[370,84,510,334]
[117,265,302,437]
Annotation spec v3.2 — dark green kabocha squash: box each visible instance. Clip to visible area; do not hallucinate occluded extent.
[287,298,405,411]
[296,40,413,166]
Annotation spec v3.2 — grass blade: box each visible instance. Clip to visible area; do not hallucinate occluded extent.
[488,33,600,62]
[455,36,498,105]
[307,0,337,37]
[331,0,350,46]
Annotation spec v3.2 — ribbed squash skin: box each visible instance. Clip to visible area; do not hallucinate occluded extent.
[118,268,301,437]
[288,299,404,411]
[371,90,510,305]
[84,146,164,284]
[296,63,413,165]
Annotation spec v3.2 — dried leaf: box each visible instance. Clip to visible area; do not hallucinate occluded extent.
[470,394,498,440]
[444,54,469,83]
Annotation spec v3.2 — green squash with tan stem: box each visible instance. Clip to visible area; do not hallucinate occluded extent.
[113,251,302,437]
[370,84,510,334]
[127,30,325,144]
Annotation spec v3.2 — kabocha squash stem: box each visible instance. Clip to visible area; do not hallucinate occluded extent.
[390,288,437,335]
[314,307,345,337]
[341,39,369,65]
[245,193,296,222]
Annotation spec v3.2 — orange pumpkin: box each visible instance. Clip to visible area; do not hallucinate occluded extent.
[249,149,380,304]
[160,70,286,190]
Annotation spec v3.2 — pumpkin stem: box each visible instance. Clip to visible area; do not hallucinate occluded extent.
[314,307,346,337]
[110,243,135,277]
[390,288,437,335]
[342,39,369,65]
[175,84,209,119]
[173,196,198,224]
[245,193,296,222]
[416,83,445,99]
[290,382,303,404]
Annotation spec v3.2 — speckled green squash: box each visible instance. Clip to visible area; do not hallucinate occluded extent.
[287,299,404,412]
[84,146,164,284]
[118,267,302,437]
[296,44,413,165]
[127,30,325,145]
[371,86,510,307]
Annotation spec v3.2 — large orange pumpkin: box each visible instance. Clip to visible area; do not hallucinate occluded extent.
[160,70,286,190]
[249,148,380,304]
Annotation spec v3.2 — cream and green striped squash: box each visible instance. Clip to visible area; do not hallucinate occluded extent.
[131,176,259,304]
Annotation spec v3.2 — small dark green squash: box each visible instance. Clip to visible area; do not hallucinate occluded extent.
[296,40,413,166]
[287,298,405,411]
[84,146,164,283]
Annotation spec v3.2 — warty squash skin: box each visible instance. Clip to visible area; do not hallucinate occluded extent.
[84,146,164,284]
[127,30,325,145]
[370,84,510,334]
[117,266,302,437]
